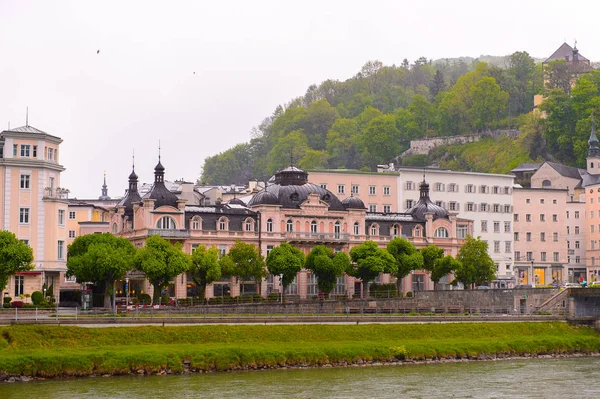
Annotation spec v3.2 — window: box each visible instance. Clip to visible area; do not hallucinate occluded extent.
[435,182,443,191]
[19,239,29,246]
[493,204,500,213]
[493,222,500,233]
[542,180,551,188]
[68,230,76,238]
[466,185,474,193]
[480,185,487,193]
[448,183,457,192]
[504,221,511,232]
[449,202,457,211]
[556,253,561,262]
[58,209,65,225]
[266,219,273,232]
[352,185,360,195]
[526,232,531,241]
[505,241,511,253]
[514,214,519,222]
[353,222,359,235]
[20,174,30,189]
[480,203,488,212]
[47,148,54,160]
[575,226,580,234]
[157,216,176,229]
[515,251,521,261]
[493,186,500,194]
[370,224,378,236]
[540,232,546,242]
[57,240,65,259]
[383,205,391,213]
[219,245,227,257]
[457,224,468,239]
[575,211,580,219]
[592,211,595,219]
[541,252,547,262]
[435,201,443,207]
[526,199,531,204]
[481,220,488,232]
[553,199,557,204]
[266,245,274,256]
[14,276,24,297]
[526,214,531,222]
[391,224,400,237]
[33,145,37,158]
[494,241,500,253]
[566,211,570,219]
[553,232,558,242]
[192,217,200,230]
[19,208,30,224]
[286,219,293,232]
[112,223,118,234]
[337,185,345,194]
[310,221,318,233]
[504,187,510,195]
[467,203,474,212]
[568,226,571,234]
[20,144,30,157]
[320,184,327,189]
[69,211,76,220]
[218,218,226,231]
[514,232,519,241]
[368,186,375,195]
[334,222,341,238]
[406,199,414,209]
[369,204,377,212]
[245,219,253,232]
[526,251,533,261]
[553,214,558,222]
[540,199,545,204]
[575,241,580,249]
[414,226,422,237]
[434,227,449,238]
[406,181,414,190]
[383,186,390,195]
[504,205,511,213]
[13,144,17,156]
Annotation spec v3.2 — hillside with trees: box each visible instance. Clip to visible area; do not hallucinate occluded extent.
[200,50,598,185]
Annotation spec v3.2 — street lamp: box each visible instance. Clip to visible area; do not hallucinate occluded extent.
[279,273,284,303]
[125,277,130,310]
[530,258,535,288]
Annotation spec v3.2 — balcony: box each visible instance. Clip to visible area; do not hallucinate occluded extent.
[284,231,349,244]
[43,187,70,200]
[147,229,190,239]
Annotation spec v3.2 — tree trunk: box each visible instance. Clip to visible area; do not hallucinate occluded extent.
[152,283,161,305]
[104,278,112,309]
[362,281,368,299]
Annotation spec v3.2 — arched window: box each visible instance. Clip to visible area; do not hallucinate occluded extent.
[112,222,118,234]
[156,216,176,230]
[542,180,551,188]
[286,219,293,233]
[245,218,253,232]
[353,222,360,235]
[266,218,273,232]
[218,217,227,231]
[370,224,378,236]
[392,224,400,237]
[434,227,449,238]
[414,226,422,237]
[310,220,318,233]
[334,221,341,238]
[191,217,201,230]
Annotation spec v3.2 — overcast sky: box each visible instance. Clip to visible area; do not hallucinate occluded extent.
[1,0,598,199]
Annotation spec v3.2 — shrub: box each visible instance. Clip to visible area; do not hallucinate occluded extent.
[369,283,398,298]
[31,291,44,305]
[11,300,24,308]
[406,291,413,298]
[238,294,262,303]
[3,296,12,307]
[267,293,280,302]
[160,296,171,306]
[138,294,152,305]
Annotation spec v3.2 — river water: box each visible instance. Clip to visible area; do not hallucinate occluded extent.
[1,357,599,398]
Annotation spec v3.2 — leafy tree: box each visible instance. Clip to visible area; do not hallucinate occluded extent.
[544,60,572,94]
[190,245,221,299]
[455,236,496,289]
[348,241,397,298]
[305,245,350,295]
[408,94,433,136]
[326,118,359,168]
[266,243,305,292]
[469,77,509,129]
[387,238,423,293]
[134,236,191,304]
[267,130,309,173]
[430,255,461,288]
[507,51,536,114]
[0,231,34,294]
[67,233,135,309]
[420,245,444,274]
[303,99,340,150]
[227,240,267,295]
[430,70,446,97]
[299,149,329,170]
[357,114,402,168]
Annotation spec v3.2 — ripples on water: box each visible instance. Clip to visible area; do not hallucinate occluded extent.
[1,357,600,399]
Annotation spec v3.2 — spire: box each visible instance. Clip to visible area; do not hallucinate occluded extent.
[588,118,600,158]
[154,142,165,183]
[99,171,111,200]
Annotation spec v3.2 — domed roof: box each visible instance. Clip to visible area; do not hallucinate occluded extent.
[342,195,366,210]
[248,166,344,210]
[144,157,180,209]
[118,166,142,219]
[407,180,449,221]
[228,197,246,206]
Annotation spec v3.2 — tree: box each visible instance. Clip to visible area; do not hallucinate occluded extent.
[469,77,509,129]
[135,236,191,304]
[267,130,309,173]
[0,231,34,294]
[544,60,572,94]
[67,233,135,309]
[326,118,359,168]
[227,240,267,295]
[357,114,402,168]
[299,149,329,170]
[387,238,423,293]
[430,70,446,97]
[348,241,397,298]
[420,245,444,274]
[190,245,221,299]
[266,243,304,293]
[455,236,496,289]
[507,51,536,114]
[305,245,350,296]
[430,255,461,288]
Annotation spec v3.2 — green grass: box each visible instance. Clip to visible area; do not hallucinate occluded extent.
[0,323,598,377]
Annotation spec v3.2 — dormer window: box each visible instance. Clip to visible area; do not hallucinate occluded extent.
[191,217,201,230]
[434,227,449,238]
[218,217,228,231]
[245,218,254,232]
[370,224,378,236]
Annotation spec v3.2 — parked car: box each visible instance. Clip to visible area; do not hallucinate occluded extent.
[476,285,491,290]
[562,282,582,289]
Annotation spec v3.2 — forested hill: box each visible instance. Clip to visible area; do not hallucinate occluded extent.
[200,52,552,185]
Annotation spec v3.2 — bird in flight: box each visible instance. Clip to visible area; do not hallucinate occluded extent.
[97,49,100,54]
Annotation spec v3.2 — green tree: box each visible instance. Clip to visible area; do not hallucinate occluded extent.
[544,59,572,94]
[430,255,461,288]
[507,51,536,114]
[267,130,309,173]
[227,240,267,295]
[134,236,191,304]
[190,245,221,299]
[303,99,339,150]
[348,241,397,298]
[387,237,423,293]
[299,149,329,170]
[0,231,34,294]
[430,70,446,97]
[357,114,402,168]
[408,94,433,136]
[266,243,305,292]
[469,77,509,129]
[305,245,350,296]
[67,233,135,309]
[455,236,496,289]
[326,118,359,168]
[420,245,444,274]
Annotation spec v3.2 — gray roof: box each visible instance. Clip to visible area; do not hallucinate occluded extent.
[544,43,589,64]
[366,213,415,222]
[511,163,543,173]
[546,162,585,180]
[7,125,48,134]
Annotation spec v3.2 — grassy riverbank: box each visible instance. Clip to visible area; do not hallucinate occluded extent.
[1,323,599,378]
